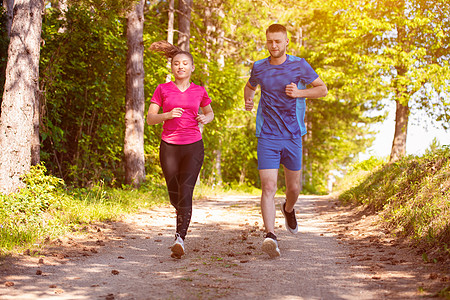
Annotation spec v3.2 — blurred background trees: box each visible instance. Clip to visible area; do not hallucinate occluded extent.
[1,0,448,194]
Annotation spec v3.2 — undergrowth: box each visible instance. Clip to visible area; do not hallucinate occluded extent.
[338,146,450,259]
[0,165,260,257]
[0,165,168,256]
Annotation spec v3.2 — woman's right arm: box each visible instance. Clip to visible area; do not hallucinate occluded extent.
[146,103,184,125]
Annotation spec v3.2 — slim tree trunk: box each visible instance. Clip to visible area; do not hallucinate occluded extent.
[3,0,14,37]
[167,0,174,45]
[165,0,174,83]
[0,0,43,194]
[31,86,40,165]
[178,0,192,51]
[56,0,67,33]
[390,100,409,161]
[124,0,145,187]
[390,21,409,163]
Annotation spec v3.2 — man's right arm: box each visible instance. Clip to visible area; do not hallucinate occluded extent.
[244,81,257,111]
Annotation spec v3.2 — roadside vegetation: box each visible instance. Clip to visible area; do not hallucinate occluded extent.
[337,145,450,261]
[1,146,449,261]
[0,165,260,257]
[0,165,168,256]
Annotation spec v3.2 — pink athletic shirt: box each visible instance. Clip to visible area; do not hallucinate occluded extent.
[150,81,212,145]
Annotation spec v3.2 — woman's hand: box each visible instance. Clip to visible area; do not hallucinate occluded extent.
[196,114,209,125]
[169,107,184,119]
[197,104,214,125]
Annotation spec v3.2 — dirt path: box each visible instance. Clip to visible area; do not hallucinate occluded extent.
[1,195,448,299]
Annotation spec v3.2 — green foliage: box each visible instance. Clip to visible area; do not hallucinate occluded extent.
[343,0,450,126]
[0,165,65,252]
[0,164,169,256]
[339,147,450,255]
[335,156,388,192]
[33,0,449,195]
[40,6,127,186]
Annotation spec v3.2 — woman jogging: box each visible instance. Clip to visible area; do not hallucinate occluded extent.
[147,41,214,259]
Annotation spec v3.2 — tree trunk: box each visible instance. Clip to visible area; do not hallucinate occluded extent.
[177,0,192,51]
[390,22,409,162]
[390,100,409,161]
[167,0,174,45]
[30,87,40,165]
[3,0,14,37]
[124,0,145,187]
[0,0,43,194]
[165,0,174,83]
[56,0,67,33]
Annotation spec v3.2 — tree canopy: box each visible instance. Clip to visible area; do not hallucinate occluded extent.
[0,0,448,193]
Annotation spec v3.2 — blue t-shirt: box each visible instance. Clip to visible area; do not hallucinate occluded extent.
[249,55,319,139]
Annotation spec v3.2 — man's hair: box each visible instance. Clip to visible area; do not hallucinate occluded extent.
[266,24,287,35]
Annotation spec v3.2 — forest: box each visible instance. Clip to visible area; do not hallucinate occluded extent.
[0,0,449,194]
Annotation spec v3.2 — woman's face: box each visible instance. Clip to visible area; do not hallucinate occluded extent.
[171,54,194,80]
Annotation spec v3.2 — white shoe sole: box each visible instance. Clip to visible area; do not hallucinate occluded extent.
[171,242,185,259]
[262,238,280,258]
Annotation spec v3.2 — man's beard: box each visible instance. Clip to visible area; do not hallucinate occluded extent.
[269,48,286,59]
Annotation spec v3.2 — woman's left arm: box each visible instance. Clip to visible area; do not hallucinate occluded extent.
[196,104,214,125]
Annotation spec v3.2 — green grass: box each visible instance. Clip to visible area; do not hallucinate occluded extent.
[338,146,450,258]
[0,165,169,256]
[0,165,261,257]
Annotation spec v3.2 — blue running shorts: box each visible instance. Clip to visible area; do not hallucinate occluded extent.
[257,138,303,171]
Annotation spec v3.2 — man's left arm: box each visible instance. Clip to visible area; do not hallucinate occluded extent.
[285,77,328,99]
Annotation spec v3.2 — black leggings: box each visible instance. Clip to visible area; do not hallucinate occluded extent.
[160,139,204,240]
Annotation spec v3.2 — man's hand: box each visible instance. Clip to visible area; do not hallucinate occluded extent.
[245,98,254,111]
[285,82,300,98]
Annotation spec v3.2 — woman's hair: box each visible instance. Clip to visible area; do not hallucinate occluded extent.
[149,40,194,65]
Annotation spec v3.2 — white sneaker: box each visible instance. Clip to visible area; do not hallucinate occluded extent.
[262,232,280,258]
[171,234,185,259]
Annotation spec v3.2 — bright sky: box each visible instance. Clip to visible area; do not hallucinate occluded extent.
[360,101,450,160]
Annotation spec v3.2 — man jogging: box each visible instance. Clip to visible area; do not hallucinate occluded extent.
[244,24,327,258]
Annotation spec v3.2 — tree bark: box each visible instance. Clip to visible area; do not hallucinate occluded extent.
[390,21,409,162]
[167,0,174,45]
[0,0,43,194]
[124,0,145,187]
[56,0,67,33]
[165,0,174,83]
[177,0,192,51]
[390,100,409,161]
[3,0,14,37]
[30,86,40,165]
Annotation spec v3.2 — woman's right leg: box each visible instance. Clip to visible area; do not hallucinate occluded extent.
[159,141,195,241]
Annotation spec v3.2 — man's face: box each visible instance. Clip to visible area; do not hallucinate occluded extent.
[266,31,288,59]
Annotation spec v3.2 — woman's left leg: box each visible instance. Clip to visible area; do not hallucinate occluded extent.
[175,140,204,240]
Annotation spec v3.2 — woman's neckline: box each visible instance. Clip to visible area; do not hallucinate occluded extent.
[172,81,192,93]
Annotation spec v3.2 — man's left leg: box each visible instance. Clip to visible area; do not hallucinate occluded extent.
[284,166,301,212]
[281,167,301,234]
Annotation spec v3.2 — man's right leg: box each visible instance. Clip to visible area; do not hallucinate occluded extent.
[259,168,281,258]
[259,169,278,234]
[257,138,282,257]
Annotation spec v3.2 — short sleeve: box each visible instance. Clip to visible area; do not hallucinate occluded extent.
[200,88,212,107]
[150,85,163,106]
[299,59,319,85]
[248,63,259,88]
